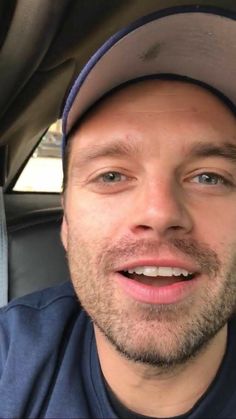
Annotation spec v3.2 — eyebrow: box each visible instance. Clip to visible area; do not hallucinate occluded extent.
[72,139,141,168]
[72,139,236,171]
[188,142,236,163]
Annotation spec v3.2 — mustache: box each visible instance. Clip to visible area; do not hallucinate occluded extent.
[102,237,220,276]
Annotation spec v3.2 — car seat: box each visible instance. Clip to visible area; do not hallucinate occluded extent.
[7,208,69,301]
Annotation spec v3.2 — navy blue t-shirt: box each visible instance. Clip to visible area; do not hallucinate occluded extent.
[0,281,236,418]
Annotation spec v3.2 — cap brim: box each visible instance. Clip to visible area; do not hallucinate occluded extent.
[63,6,236,137]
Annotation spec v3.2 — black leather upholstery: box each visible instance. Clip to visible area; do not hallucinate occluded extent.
[7,208,70,301]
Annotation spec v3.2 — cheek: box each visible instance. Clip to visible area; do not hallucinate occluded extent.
[190,199,236,254]
[66,192,132,240]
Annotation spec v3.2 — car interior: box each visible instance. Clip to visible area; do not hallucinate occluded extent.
[0,0,235,307]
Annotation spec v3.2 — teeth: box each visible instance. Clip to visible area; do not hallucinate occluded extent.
[126,266,192,277]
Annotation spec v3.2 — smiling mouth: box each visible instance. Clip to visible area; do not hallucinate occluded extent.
[119,266,196,286]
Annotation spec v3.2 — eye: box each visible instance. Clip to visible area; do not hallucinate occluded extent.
[97,171,126,183]
[191,172,231,186]
[87,169,135,194]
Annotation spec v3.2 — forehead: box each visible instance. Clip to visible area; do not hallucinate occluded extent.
[70,80,236,147]
[80,79,235,127]
[66,79,236,183]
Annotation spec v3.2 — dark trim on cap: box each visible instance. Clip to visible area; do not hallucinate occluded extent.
[62,5,236,158]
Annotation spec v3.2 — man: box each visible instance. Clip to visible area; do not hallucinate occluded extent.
[0,5,236,418]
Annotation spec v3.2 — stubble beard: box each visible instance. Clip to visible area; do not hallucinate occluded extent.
[67,232,236,369]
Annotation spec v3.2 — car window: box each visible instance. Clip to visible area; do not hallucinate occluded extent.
[14,120,63,193]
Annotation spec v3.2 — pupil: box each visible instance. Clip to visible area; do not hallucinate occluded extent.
[106,173,115,180]
[201,174,217,184]
[104,172,120,182]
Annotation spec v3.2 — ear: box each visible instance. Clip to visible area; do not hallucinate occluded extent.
[61,215,68,251]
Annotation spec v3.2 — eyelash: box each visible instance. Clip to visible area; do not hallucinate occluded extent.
[190,172,233,187]
[94,170,232,184]
[87,169,235,197]
[88,170,132,193]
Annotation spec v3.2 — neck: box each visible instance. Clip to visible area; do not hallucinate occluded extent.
[95,325,227,418]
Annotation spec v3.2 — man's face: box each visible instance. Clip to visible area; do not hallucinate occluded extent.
[62,80,236,366]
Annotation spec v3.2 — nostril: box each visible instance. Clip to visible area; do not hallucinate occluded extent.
[171,225,183,231]
[138,225,153,230]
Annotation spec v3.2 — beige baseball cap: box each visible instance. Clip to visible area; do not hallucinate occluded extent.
[62,5,236,152]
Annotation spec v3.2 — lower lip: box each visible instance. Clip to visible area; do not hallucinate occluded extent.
[115,274,199,305]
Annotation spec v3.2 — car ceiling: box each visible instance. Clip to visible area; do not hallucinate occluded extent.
[0,0,235,191]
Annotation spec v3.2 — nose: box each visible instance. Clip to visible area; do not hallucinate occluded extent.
[130,178,193,238]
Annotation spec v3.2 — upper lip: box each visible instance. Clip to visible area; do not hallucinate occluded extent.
[115,258,199,274]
